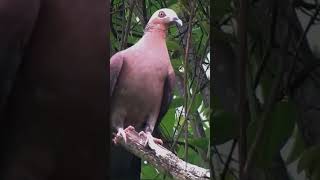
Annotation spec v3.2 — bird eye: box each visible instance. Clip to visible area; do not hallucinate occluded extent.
[158,11,166,18]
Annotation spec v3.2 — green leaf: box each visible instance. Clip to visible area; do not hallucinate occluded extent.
[189,137,209,152]
[168,1,183,15]
[127,35,139,44]
[211,94,223,110]
[286,126,306,164]
[167,0,178,7]
[170,97,184,108]
[190,93,202,113]
[212,27,236,44]
[212,110,237,145]
[201,107,212,120]
[225,169,237,180]
[213,0,232,21]
[160,108,176,137]
[177,144,185,158]
[298,145,320,173]
[167,40,183,53]
[171,58,183,70]
[110,33,120,51]
[247,101,297,167]
[141,163,158,179]
[187,145,203,166]
[192,27,202,43]
[311,166,320,180]
[201,21,210,34]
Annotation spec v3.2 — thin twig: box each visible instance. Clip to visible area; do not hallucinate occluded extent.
[293,0,320,10]
[221,140,237,180]
[289,2,320,90]
[213,146,238,179]
[120,0,126,49]
[253,0,278,89]
[120,0,135,50]
[183,0,195,166]
[142,0,148,27]
[237,0,248,179]
[244,27,290,175]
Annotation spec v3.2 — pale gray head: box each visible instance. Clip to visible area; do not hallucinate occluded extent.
[147,8,183,27]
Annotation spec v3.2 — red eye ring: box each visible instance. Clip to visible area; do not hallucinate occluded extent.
[158,11,166,18]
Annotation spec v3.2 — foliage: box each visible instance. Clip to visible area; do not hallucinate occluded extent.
[213,0,320,179]
[111,0,210,179]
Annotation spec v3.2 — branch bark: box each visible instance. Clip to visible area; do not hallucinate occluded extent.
[116,130,210,180]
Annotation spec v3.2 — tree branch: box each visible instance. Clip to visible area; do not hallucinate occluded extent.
[237,0,248,179]
[116,130,210,180]
[293,0,320,10]
[120,0,135,50]
[244,27,290,176]
[221,139,237,180]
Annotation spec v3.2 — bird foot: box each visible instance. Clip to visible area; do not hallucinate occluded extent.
[124,125,135,132]
[138,131,163,147]
[113,126,135,144]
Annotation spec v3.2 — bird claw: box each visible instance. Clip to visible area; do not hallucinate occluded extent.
[138,131,146,137]
[113,126,136,145]
[113,128,126,144]
[139,131,163,147]
[124,125,135,132]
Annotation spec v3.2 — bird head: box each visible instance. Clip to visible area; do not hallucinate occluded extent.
[147,8,183,28]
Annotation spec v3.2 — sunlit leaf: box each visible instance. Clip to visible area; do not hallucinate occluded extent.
[170,97,184,109]
[190,93,202,113]
[160,108,176,137]
[141,163,158,179]
[189,137,209,152]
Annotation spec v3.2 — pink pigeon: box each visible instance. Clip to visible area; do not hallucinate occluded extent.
[110,8,182,146]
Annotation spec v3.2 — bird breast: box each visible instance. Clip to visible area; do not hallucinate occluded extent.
[120,57,167,97]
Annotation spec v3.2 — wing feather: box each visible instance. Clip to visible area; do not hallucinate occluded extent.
[158,71,176,120]
[110,53,124,97]
[153,69,176,140]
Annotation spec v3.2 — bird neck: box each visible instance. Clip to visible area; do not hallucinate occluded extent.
[144,23,167,39]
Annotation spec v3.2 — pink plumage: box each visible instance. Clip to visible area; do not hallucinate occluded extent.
[110,8,182,146]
